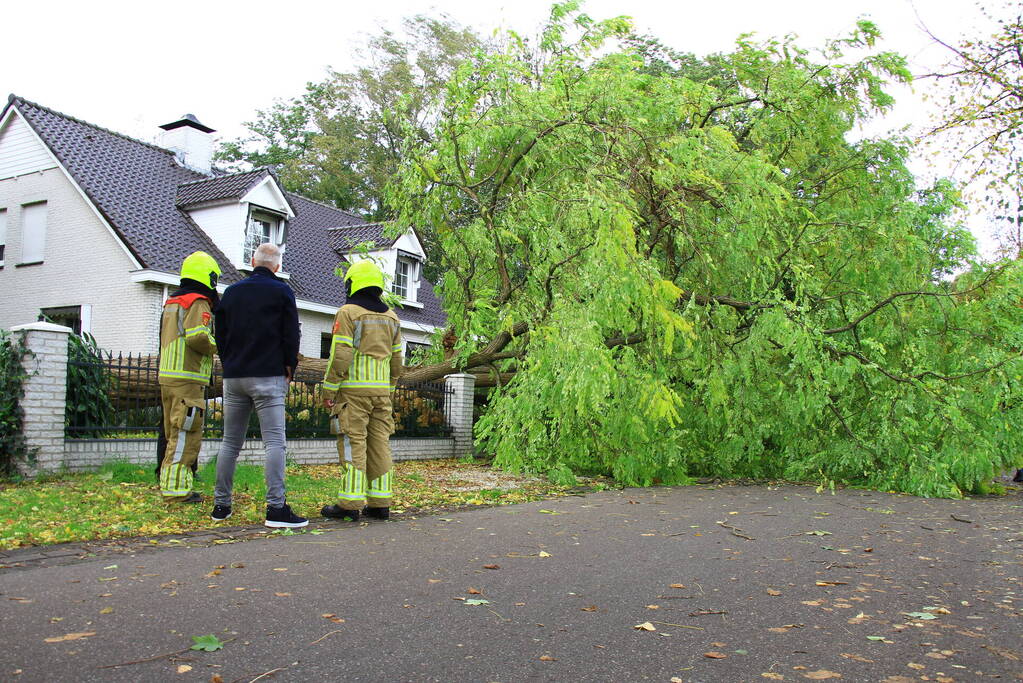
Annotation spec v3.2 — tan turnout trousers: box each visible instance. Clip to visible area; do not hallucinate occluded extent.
[333,395,395,510]
[159,383,206,500]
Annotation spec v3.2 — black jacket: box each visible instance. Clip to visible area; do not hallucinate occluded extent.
[215,267,300,378]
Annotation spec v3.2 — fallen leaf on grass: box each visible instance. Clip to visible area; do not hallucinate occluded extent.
[44,632,95,643]
[634,622,656,631]
[176,665,192,673]
[815,581,848,586]
[483,564,500,570]
[907,663,925,670]
[802,671,842,679]
[211,675,224,683]
[768,624,804,633]
[467,588,482,595]
[669,583,686,589]
[646,605,660,610]
[762,674,784,680]
[274,592,291,597]
[99,607,113,615]
[767,589,781,596]
[538,551,552,557]
[801,600,822,606]
[581,606,598,612]
[465,599,490,606]
[704,652,727,659]
[539,655,556,661]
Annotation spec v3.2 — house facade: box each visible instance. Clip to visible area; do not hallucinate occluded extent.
[0,95,445,360]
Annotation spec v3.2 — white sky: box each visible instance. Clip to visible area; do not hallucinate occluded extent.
[2,0,1001,252]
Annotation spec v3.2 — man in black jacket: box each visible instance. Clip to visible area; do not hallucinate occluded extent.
[211,242,307,528]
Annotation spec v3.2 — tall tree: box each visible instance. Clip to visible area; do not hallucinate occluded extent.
[216,15,484,220]
[391,2,1023,496]
[920,1,1023,257]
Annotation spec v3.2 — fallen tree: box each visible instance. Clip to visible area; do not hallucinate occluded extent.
[379,3,1023,496]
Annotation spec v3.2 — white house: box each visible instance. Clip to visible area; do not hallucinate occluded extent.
[0,95,445,360]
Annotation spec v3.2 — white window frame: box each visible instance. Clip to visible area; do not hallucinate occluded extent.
[393,257,412,300]
[20,201,47,265]
[0,208,7,267]
[242,205,287,267]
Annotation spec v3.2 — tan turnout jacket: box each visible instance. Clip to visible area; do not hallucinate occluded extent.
[322,304,403,398]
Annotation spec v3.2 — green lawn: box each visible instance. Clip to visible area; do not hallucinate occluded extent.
[0,459,581,550]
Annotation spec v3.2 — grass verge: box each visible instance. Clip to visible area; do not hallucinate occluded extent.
[0,459,592,550]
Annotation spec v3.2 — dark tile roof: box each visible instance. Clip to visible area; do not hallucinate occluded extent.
[327,223,398,253]
[177,167,269,207]
[3,94,446,329]
[5,95,244,283]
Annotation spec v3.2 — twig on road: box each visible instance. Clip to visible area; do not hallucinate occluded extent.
[309,630,343,645]
[689,609,729,616]
[716,521,754,540]
[651,620,704,630]
[950,514,974,524]
[250,666,290,683]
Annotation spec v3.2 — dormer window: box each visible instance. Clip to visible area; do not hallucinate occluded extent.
[393,257,412,299]
[393,253,421,302]
[244,207,286,264]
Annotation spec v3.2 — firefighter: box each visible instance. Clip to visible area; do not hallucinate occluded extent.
[320,260,404,521]
[158,251,220,503]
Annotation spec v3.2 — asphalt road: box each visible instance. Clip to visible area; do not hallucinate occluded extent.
[2,483,1021,682]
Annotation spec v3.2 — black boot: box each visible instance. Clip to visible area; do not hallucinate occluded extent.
[321,505,360,521]
[362,506,390,520]
[1013,469,1023,483]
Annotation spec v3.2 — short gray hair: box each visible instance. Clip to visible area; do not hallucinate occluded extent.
[253,242,282,269]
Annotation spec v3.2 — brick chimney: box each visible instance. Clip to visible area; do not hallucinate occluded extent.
[158,114,215,174]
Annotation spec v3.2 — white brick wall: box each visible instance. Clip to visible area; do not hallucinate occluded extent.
[62,436,458,471]
[0,167,163,353]
[11,322,71,474]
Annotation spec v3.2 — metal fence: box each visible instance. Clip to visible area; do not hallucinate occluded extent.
[65,350,453,439]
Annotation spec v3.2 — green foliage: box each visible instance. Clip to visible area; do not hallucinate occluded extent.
[389,4,1023,497]
[65,332,113,437]
[0,330,34,478]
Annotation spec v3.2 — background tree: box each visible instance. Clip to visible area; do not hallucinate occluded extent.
[390,2,1023,496]
[920,1,1023,258]
[216,15,484,220]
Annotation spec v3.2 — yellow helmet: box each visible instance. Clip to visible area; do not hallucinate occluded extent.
[180,251,221,289]
[343,260,385,294]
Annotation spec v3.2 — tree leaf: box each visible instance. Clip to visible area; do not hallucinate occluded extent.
[189,634,224,652]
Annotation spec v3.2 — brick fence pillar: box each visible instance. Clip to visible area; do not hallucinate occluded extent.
[10,321,71,474]
[443,373,476,458]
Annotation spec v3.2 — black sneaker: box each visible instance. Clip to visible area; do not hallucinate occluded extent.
[321,504,360,521]
[265,503,308,528]
[211,504,232,521]
[362,506,389,520]
[179,491,203,504]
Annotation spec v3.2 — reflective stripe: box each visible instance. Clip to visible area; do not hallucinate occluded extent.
[391,344,403,352]
[322,380,341,391]
[337,466,366,501]
[159,369,212,382]
[335,335,354,347]
[367,471,392,498]
[160,461,193,497]
[172,428,188,463]
[339,381,392,388]
[184,325,213,339]
[342,435,352,463]
[182,408,196,432]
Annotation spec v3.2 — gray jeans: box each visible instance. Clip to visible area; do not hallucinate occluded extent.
[214,375,289,508]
